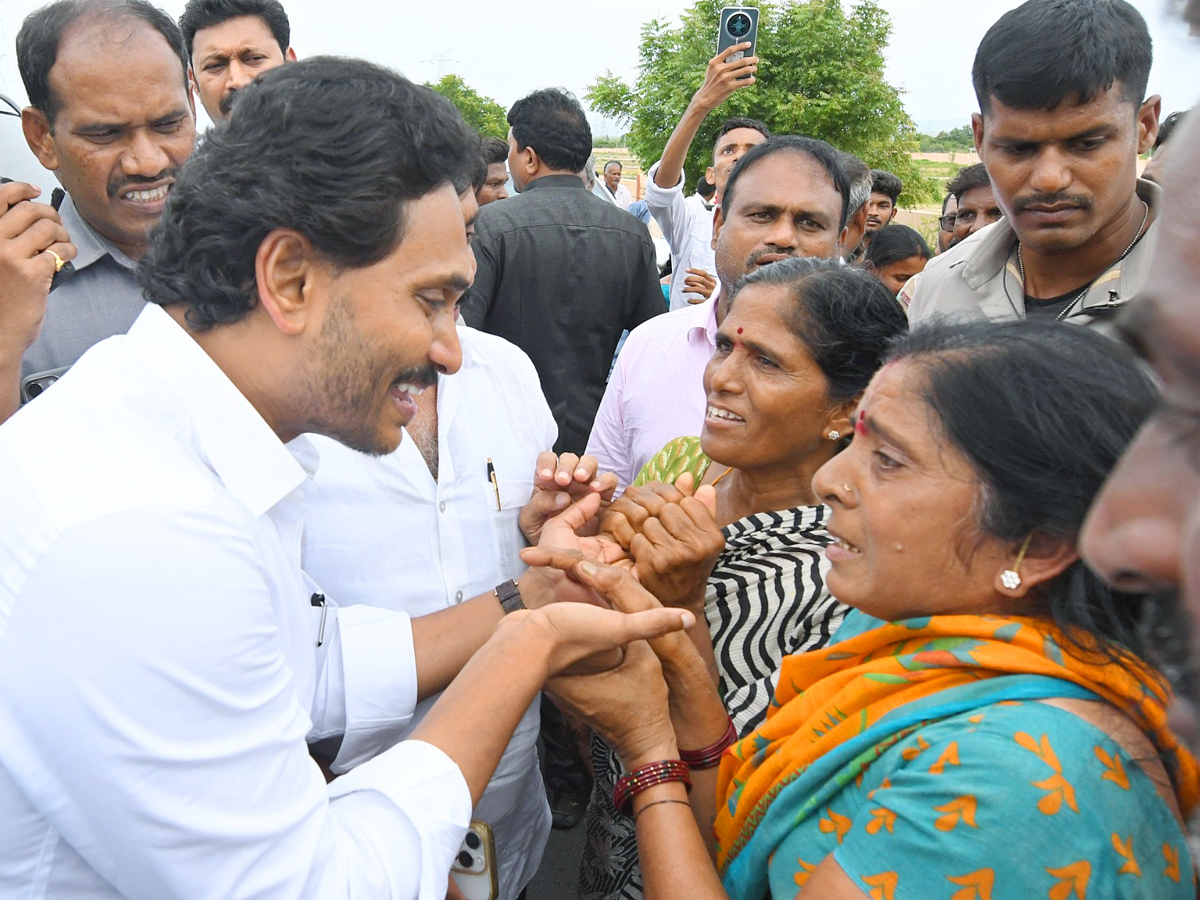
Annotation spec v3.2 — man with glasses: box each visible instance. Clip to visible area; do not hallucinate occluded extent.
[905,0,1160,327]
[935,192,957,255]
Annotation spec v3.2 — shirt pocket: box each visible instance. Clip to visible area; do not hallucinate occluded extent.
[485,478,534,575]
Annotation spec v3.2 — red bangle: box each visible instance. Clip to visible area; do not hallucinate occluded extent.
[679,716,737,769]
[613,760,691,816]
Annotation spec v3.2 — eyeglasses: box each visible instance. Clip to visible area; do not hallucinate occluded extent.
[938,214,956,231]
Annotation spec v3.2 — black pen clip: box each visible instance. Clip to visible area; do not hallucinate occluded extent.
[311,592,328,647]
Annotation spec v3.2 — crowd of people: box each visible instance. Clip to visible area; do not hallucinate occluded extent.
[1,0,1199,898]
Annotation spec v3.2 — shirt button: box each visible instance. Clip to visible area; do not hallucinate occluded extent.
[455,590,464,602]
[439,501,446,513]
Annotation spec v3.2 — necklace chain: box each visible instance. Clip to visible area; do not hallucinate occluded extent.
[1016,199,1149,322]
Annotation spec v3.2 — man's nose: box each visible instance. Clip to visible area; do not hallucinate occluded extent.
[429,310,462,376]
[121,129,171,177]
[228,59,256,90]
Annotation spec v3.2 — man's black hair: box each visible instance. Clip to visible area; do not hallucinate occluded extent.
[18,0,188,126]
[179,0,290,58]
[507,87,592,174]
[481,135,508,166]
[711,116,771,163]
[869,169,902,203]
[468,136,488,193]
[972,0,1152,115]
[722,135,850,230]
[946,162,992,203]
[138,57,478,330]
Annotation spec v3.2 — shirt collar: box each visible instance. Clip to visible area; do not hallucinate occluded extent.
[124,304,310,517]
[58,193,138,273]
[520,174,588,192]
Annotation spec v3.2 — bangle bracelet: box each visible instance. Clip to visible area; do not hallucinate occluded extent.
[613,760,691,816]
[633,797,691,821]
[679,716,737,769]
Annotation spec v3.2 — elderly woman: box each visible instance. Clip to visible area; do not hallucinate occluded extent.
[542,319,1198,900]
[575,257,908,900]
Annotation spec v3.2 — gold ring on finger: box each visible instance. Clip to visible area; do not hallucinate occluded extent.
[47,249,65,273]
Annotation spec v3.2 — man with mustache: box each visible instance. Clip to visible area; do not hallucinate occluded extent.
[179,0,296,124]
[905,0,1160,327]
[15,0,196,393]
[587,136,848,493]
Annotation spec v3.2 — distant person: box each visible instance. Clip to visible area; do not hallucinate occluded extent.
[459,87,662,454]
[837,151,872,260]
[861,168,901,249]
[16,0,197,393]
[1143,108,1186,183]
[945,162,1002,246]
[586,136,850,494]
[905,0,1161,326]
[476,135,510,205]
[862,224,930,296]
[692,172,716,209]
[603,160,633,209]
[179,0,295,123]
[935,191,957,254]
[643,44,769,310]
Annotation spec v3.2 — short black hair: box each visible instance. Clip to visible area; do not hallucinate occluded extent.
[18,0,188,126]
[946,162,992,203]
[468,135,488,193]
[863,224,930,268]
[869,169,902,203]
[712,116,771,162]
[972,0,1152,115]
[507,87,592,174]
[731,257,908,403]
[481,135,509,166]
[178,0,289,58]
[138,57,478,330]
[723,136,850,230]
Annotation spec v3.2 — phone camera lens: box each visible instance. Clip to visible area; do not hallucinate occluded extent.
[466,832,481,850]
[727,13,751,37]
[458,851,474,868]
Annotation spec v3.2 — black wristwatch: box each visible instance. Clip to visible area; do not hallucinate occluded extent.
[495,578,525,614]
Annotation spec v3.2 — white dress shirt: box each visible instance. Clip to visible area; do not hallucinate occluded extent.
[644,160,719,310]
[303,326,556,900]
[0,304,470,900]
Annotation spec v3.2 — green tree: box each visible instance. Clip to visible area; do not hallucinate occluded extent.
[426,74,508,138]
[587,0,935,205]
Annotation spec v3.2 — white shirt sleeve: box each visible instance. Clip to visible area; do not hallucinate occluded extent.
[0,505,470,900]
[643,159,700,260]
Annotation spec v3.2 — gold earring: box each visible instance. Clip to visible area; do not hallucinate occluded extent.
[1000,534,1034,590]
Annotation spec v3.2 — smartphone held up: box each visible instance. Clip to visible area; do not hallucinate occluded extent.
[718,6,760,79]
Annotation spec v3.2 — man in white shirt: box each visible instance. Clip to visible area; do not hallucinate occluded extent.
[304,320,556,900]
[644,45,769,310]
[602,160,633,209]
[587,136,850,492]
[0,57,690,900]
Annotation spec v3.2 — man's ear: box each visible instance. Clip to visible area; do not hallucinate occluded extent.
[21,107,58,171]
[284,46,297,62]
[1136,94,1161,155]
[971,112,985,156]
[255,229,321,336]
[711,205,725,251]
[516,144,539,179]
[705,166,715,187]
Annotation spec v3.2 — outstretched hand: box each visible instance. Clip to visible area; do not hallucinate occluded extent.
[519,451,619,545]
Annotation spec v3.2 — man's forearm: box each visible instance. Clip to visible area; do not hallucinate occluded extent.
[411,588,505,699]
[655,101,714,190]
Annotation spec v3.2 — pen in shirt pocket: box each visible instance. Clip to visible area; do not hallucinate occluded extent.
[487,458,501,510]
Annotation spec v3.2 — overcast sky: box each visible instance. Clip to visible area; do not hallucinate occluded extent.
[0,0,1194,138]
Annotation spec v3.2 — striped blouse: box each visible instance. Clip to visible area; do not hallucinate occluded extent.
[578,437,846,900]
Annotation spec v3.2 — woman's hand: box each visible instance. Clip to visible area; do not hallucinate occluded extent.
[518,451,619,545]
[602,475,724,612]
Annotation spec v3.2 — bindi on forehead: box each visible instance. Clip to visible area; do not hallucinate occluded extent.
[855,408,869,436]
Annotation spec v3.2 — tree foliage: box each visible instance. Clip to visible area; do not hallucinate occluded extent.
[587,0,936,205]
[426,74,508,138]
[917,125,974,153]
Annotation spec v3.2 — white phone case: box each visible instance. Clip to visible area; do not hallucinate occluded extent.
[451,820,498,900]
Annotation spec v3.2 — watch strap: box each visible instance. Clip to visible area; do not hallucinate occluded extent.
[495,578,525,614]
